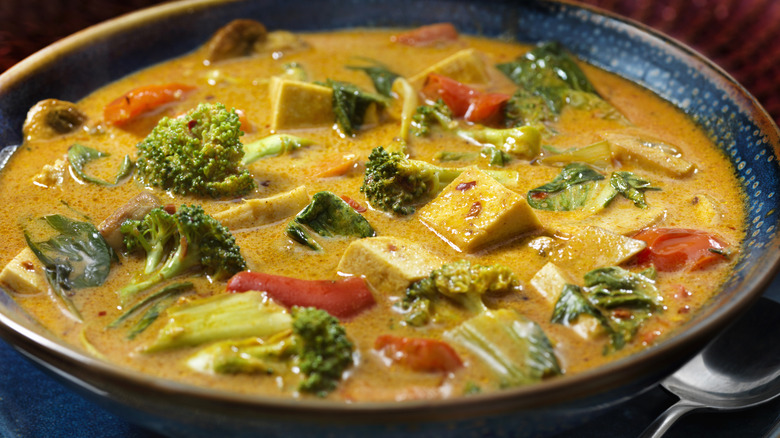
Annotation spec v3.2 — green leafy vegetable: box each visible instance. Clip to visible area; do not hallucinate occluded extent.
[324,79,389,136]
[286,191,375,250]
[607,171,660,208]
[445,308,561,388]
[347,63,400,97]
[527,163,605,211]
[24,215,114,320]
[67,144,134,187]
[552,267,662,352]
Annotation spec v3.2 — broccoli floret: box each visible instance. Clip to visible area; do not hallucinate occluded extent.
[286,191,375,250]
[135,102,256,198]
[410,99,457,137]
[166,292,354,396]
[361,146,519,215]
[241,134,314,165]
[400,260,519,326]
[118,204,246,304]
[399,260,561,388]
[444,308,562,388]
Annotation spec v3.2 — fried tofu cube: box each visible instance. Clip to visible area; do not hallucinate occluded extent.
[269,77,334,130]
[418,167,542,252]
[337,236,443,295]
[552,226,646,277]
[213,186,310,231]
[408,48,491,88]
[0,248,48,295]
[603,132,695,178]
[529,262,605,340]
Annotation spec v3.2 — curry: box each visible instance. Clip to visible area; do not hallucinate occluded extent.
[0,21,744,401]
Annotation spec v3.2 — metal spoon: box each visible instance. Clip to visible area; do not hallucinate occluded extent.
[639,297,780,438]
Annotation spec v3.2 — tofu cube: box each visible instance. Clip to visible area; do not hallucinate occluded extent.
[603,132,695,178]
[552,226,646,277]
[337,236,443,296]
[269,77,334,130]
[0,248,48,295]
[213,186,309,231]
[418,167,541,252]
[408,48,491,89]
[530,262,605,340]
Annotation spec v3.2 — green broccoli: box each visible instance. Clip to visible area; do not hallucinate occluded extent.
[241,134,314,165]
[152,291,354,396]
[410,99,457,136]
[286,191,375,250]
[118,204,246,304]
[400,260,519,327]
[135,102,256,198]
[360,146,519,215]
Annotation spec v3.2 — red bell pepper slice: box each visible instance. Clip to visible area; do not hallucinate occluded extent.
[104,83,196,126]
[226,271,375,319]
[391,23,459,47]
[421,73,509,124]
[375,334,463,373]
[633,228,729,272]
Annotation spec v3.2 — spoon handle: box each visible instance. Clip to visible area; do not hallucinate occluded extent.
[637,399,703,438]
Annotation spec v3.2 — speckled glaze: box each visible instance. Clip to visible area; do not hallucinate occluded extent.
[0,1,778,437]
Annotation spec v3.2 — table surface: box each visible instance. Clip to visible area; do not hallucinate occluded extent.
[1,1,779,436]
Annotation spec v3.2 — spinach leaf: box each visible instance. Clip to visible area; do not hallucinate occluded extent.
[583,266,660,310]
[527,163,604,211]
[285,221,322,251]
[607,171,660,208]
[552,284,608,326]
[24,215,114,320]
[347,64,400,97]
[324,80,389,136]
[497,41,597,95]
[481,146,512,167]
[68,144,134,187]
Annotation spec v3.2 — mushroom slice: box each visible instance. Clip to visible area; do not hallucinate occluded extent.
[23,99,87,141]
[204,19,268,63]
[98,192,163,251]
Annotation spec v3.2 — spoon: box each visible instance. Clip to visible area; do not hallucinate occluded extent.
[638,297,780,438]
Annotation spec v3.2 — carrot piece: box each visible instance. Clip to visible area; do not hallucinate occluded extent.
[375,334,463,373]
[391,23,459,47]
[313,156,359,178]
[226,271,375,320]
[103,83,196,126]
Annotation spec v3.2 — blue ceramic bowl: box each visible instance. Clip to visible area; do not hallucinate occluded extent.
[1,1,779,436]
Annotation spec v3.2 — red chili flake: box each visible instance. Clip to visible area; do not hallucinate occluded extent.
[612,309,632,319]
[465,201,482,219]
[672,284,691,300]
[340,195,367,213]
[21,261,35,271]
[387,244,398,252]
[678,305,691,314]
[456,181,477,191]
[187,119,197,130]
[163,204,177,214]
[98,311,107,317]
[530,192,548,200]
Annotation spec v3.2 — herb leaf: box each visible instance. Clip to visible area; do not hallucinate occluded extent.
[608,171,660,208]
[24,215,114,320]
[68,143,134,187]
[527,163,604,211]
[347,64,400,97]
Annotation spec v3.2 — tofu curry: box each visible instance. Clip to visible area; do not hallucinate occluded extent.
[0,21,745,401]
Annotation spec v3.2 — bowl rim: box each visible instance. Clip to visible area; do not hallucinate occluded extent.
[0,0,779,422]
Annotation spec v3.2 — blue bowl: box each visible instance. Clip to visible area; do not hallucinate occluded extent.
[0,1,779,436]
